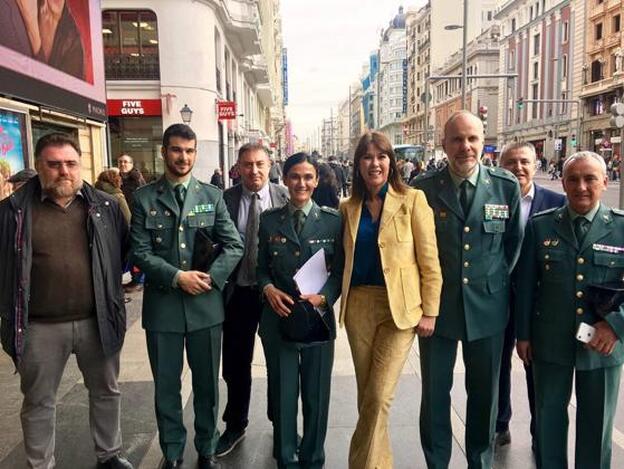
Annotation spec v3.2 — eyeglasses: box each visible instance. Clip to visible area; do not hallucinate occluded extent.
[43,160,80,170]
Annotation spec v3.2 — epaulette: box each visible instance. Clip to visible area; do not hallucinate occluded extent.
[532,207,559,218]
[414,168,440,181]
[611,208,624,216]
[260,206,283,218]
[320,206,340,216]
[486,166,516,181]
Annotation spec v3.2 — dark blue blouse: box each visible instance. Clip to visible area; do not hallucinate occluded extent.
[350,184,388,287]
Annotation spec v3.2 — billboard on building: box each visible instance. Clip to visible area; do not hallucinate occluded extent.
[0,0,106,121]
[0,108,29,176]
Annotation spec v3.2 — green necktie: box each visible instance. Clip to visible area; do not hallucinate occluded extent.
[460,180,472,215]
[294,209,305,235]
[574,217,589,244]
[174,184,186,210]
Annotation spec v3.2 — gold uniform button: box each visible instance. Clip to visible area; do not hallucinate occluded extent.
[179,226,184,232]
[577,257,585,264]
[576,307,584,315]
[463,226,470,233]
[294,251,300,257]
[464,261,470,268]
[464,244,470,251]
[577,274,584,281]
[576,291,584,298]
[180,243,186,249]
[181,260,187,265]
[273,251,278,256]
[157,224,163,229]
[155,237,162,244]
[462,277,469,284]
[544,254,550,260]
[545,264,550,271]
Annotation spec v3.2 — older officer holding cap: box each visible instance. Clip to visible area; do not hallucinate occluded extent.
[516,151,624,469]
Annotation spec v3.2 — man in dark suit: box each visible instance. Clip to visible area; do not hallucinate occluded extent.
[496,142,565,452]
[216,143,289,457]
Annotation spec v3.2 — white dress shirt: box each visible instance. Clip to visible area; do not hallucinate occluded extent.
[520,183,535,229]
[237,183,273,239]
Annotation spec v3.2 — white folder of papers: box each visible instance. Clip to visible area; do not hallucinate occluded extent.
[293,248,328,294]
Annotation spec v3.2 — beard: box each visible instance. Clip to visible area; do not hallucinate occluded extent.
[165,157,193,178]
[40,176,83,199]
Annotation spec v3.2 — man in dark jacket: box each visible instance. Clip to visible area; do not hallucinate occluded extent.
[0,133,132,469]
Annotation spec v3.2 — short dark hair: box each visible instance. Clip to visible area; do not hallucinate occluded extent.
[162,124,197,148]
[352,131,406,201]
[283,152,319,178]
[238,142,268,161]
[34,133,81,159]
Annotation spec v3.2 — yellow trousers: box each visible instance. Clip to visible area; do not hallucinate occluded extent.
[344,286,416,469]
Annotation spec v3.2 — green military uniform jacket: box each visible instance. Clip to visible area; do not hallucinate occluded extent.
[413,164,522,341]
[256,203,344,341]
[130,176,243,333]
[516,204,624,370]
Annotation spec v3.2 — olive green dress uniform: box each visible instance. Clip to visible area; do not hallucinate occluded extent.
[130,176,243,461]
[256,202,344,469]
[413,164,522,469]
[516,204,624,469]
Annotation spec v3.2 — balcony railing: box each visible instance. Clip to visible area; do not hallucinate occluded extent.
[105,53,160,80]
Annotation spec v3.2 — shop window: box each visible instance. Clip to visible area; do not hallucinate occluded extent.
[102,10,160,80]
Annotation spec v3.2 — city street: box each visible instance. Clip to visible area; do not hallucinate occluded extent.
[2,239,624,469]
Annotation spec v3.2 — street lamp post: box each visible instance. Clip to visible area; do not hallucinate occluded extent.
[444,0,469,109]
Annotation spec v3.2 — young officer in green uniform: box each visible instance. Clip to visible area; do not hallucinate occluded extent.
[130,124,243,469]
[256,152,344,469]
[413,111,522,468]
[516,151,624,469]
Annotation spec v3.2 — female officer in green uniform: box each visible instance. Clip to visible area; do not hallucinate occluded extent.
[256,152,344,469]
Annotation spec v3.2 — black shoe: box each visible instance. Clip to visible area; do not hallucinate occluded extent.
[97,455,133,469]
[215,428,246,457]
[161,459,183,469]
[495,429,511,447]
[198,454,220,469]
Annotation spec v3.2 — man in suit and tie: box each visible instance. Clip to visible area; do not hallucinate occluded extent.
[413,111,523,468]
[216,143,289,457]
[131,124,243,469]
[516,151,624,468]
[495,142,565,451]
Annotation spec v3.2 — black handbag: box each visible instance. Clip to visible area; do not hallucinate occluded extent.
[586,281,624,318]
[280,300,331,344]
[191,229,221,272]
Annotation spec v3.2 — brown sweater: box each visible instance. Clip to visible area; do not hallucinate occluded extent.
[29,195,95,322]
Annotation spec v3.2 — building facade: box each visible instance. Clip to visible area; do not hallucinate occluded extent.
[102,0,284,184]
[578,0,624,159]
[496,0,577,162]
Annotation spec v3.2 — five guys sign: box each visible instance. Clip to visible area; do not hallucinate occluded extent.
[217,101,237,120]
[107,99,162,116]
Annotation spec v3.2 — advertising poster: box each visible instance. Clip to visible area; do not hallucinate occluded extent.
[0,109,28,176]
[0,0,106,121]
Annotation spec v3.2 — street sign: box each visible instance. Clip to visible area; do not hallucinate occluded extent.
[554,139,562,151]
[217,101,237,120]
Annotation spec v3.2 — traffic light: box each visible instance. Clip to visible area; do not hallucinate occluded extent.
[571,134,577,148]
[478,105,488,132]
[516,97,524,110]
[610,102,624,128]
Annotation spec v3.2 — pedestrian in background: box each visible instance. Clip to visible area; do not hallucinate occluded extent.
[268,157,283,184]
[496,142,565,455]
[8,168,37,191]
[312,162,340,208]
[96,168,132,224]
[257,152,344,469]
[413,111,522,469]
[328,156,346,197]
[340,131,442,469]
[130,124,243,469]
[0,133,132,469]
[516,151,624,469]
[217,143,289,457]
[210,167,224,189]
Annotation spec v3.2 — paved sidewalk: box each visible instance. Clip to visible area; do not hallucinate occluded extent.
[1,289,624,468]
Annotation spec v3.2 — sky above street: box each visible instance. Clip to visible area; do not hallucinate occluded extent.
[281,0,427,145]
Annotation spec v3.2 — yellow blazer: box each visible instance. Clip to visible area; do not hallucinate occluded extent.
[340,185,442,329]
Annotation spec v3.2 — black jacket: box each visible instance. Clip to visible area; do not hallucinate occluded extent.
[0,178,129,364]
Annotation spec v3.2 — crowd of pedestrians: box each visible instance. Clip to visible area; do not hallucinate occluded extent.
[1,110,623,469]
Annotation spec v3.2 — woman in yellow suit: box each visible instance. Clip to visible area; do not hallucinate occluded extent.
[340,131,443,468]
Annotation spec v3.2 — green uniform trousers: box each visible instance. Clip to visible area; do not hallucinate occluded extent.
[146,325,221,461]
[261,320,334,469]
[419,332,504,469]
[533,360,622,469]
